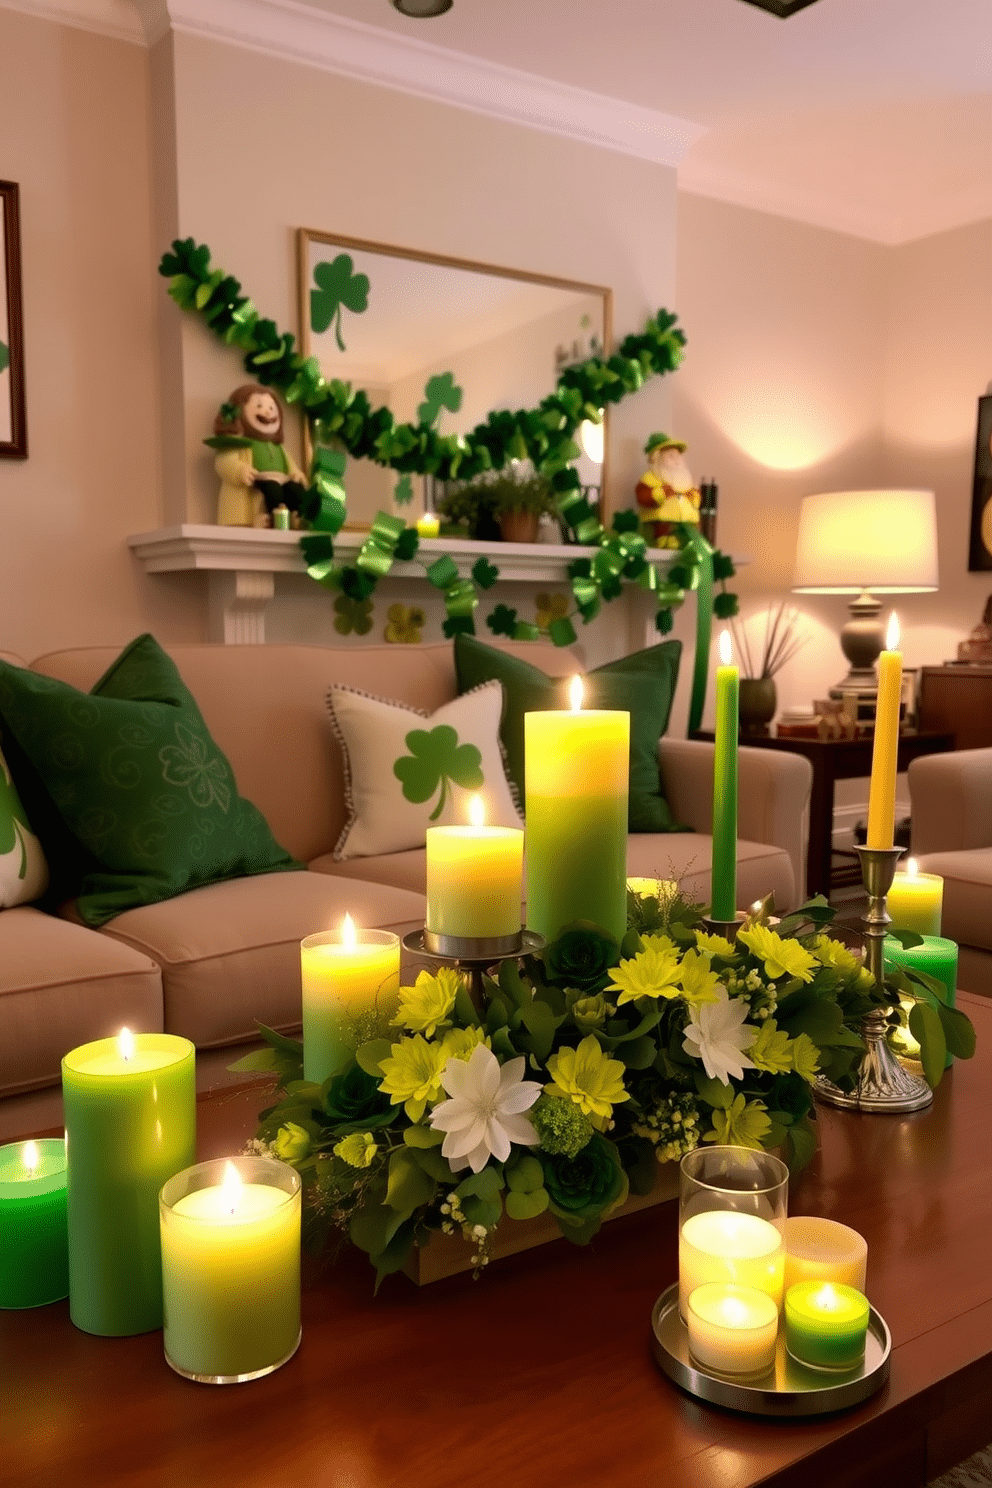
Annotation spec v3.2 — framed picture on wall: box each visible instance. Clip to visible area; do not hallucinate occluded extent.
[0,182,27,459]
[968,393,992,571]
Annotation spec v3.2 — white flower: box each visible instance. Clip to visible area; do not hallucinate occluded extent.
[682,988,758,1085]
[429,1044,542,1175]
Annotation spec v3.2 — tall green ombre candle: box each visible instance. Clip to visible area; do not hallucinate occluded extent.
[62,1030,195,1336]
[525,676,629,944]
[710,631,739,922]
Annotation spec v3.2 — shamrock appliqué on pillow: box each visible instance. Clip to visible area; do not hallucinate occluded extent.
[393,725,484,821]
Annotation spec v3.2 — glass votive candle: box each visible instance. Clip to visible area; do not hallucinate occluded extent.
[785,1281,870,1371]
[884,935,958,1069]
[686,1283,779,1378]
[0,1138,69,1309]
[783,1216,867,1294]
[301,921,401,1084]
[887,861,943,936]
[679,1146,789,1318]
[160,1156,301,1384]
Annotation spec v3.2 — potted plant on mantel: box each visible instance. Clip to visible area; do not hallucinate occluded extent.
[732,602,808,735]
[437,466,559,543]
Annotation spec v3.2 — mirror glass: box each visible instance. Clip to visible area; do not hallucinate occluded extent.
[299,230,611,531]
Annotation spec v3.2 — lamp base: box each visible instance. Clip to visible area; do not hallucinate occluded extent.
[828,590,884,700]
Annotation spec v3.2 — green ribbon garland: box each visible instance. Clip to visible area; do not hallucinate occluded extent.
[356,511,407,576]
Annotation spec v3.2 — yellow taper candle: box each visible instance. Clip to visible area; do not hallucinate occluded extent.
[866,612,903,849]
[426,794,523,943]
[301,918,400,1083]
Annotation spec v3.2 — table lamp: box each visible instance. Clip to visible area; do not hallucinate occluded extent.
[792,489,938,700]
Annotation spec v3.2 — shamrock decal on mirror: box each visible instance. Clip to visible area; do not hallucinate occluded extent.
[417,372,462,427]
[393,725,483,820]
[310,255,371,352]
[393,474,414,507]
[0,760,32,880]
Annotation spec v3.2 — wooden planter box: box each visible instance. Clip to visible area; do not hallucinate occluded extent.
[405,1160,681,1285]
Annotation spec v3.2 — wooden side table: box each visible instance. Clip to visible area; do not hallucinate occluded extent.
[918,664,992,749]
[692,730,955,897]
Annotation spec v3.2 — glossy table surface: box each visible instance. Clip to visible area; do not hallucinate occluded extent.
[2,994,989,1488]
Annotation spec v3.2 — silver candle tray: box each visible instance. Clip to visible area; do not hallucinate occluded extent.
[651,1283,891,1417]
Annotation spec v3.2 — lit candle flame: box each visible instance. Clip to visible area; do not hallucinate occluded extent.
[813,1283,839,1312]
[118,1027,135,1061]
[907,857,918,878]
[220,1161,243,1216]
[886,612,900,651]
[721,1297,750,1327]
[341,913,356,948]
[719,629,733,667]
[468,794,485,829]
[22,1140,38,1174]
[569,675,584,713]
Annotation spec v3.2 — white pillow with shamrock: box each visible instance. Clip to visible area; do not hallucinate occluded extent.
[0,744,49,908]
[328,681,521,860]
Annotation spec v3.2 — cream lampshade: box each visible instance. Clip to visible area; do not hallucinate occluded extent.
[792,489,938,697]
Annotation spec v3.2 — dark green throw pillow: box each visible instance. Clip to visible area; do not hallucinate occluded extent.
[453,634,688,833]
[0,634,301,925]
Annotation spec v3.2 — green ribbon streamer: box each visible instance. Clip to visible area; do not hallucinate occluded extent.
[443,578,479,618]
[306,558,343,590]
[686,531,715,737]
[426,554,460,590]
[356,511,406,576]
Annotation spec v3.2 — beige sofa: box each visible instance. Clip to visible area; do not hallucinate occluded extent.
[0,640,811,1138]
[908,747,992,996]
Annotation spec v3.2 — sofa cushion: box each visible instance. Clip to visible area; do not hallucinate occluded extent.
[0,635,299,926]
[915,848,992,954]
[0,746,48,908]
[327,680,521,860]
[453,633,686,833]
[94,869,426,1049]
[0,906,163,1098]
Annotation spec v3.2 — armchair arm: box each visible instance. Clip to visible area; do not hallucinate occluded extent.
[659,740,812,902]
[908,748,992,854]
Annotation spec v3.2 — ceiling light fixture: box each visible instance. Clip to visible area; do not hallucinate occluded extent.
[391,0,453,16]
[739,0,820,15]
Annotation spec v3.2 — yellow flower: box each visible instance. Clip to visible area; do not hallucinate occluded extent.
[377,1034,449,1121]
[545,1034,629,1129]
[704,1094,772,1150]
[737,923,818,982]
[749,1019,793,1075]
[676,949,723,1007]
[694,930,736,958]
[790,1032,821,1083]
[641,932,677,955]
[273,1121,311,1163]
[607,945,682,1006]
[439,1025,489,1062]
[812,934,861,973]
[392,967,460,1037]
[333,1132,378,1168]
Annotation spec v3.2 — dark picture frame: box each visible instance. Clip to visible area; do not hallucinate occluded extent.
[968,393,992,571]
[0,181,27,459]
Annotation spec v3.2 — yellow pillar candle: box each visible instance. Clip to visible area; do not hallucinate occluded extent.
[866,612,903,850]
[426,794,523,945]
[160,1157,301,1383]
[783,1216,867,1294]
[301,918,401,1083]
[686,1283,780,1377]
[679,1210,785,1317]
[525,676,630,944]
[416,513,440,538]
[887,858,943,936]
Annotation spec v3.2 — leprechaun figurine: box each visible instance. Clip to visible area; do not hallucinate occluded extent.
[635,432,701,548]
[207,384,308,527]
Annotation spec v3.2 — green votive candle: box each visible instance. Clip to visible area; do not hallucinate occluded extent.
[0,1138,69,1309]
[884,934,958,1069]
[785,1280,870,1370]
[524,683,629,944]
[62,1031,195,1336]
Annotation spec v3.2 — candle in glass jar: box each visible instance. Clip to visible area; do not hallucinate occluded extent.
[0,1138,69,1309]
[887,858,943,936]
[783,1216,867,1294]
[416,513,440,539]
[785,1280,870,1370]
[866,613,902,850]
[426,794,523,942]
[679,1209,785,1315]
[301,918,401,1084]
[686,1283,779,1376]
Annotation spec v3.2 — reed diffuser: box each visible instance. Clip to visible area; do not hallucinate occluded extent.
[731,603,808,735]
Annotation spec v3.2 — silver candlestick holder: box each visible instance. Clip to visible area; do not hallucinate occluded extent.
[402,928,546,1014]
[815,844,933,1114]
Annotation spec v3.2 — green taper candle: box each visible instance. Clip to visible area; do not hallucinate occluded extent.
[62,1030,195,1336]
[884,934,958,1069]
[525,678,629,944]
[0,1138,69,1309]
[710,631,739,922]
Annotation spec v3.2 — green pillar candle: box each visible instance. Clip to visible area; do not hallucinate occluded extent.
[525,682,630,944]
[62,1031,195,1337]
[710,633,739,922]
[884,934,958,1069]
[785,1280,870,1370]
[0,1138,69,1309]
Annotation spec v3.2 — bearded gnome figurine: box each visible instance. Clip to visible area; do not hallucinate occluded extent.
[635,432,701,548]
[207,384,308,526]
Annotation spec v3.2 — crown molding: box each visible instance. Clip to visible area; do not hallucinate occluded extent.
[0,0,143,42]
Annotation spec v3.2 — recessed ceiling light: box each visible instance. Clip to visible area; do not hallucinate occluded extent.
[391,0,453,15]
[739,0,820,15]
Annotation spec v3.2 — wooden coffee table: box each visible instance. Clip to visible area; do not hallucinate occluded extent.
[3,993,990,1488]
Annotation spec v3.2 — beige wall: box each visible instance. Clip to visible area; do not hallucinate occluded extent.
[0,10,204,660]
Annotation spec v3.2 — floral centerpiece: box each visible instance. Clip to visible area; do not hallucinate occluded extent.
[234,891,973,1288]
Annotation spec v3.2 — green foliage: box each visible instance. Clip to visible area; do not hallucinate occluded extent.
[392,724,484,820]
[310,255,370,351]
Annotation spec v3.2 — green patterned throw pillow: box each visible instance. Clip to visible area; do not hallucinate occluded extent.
[0,635,300,925]
[0,744,49,908]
